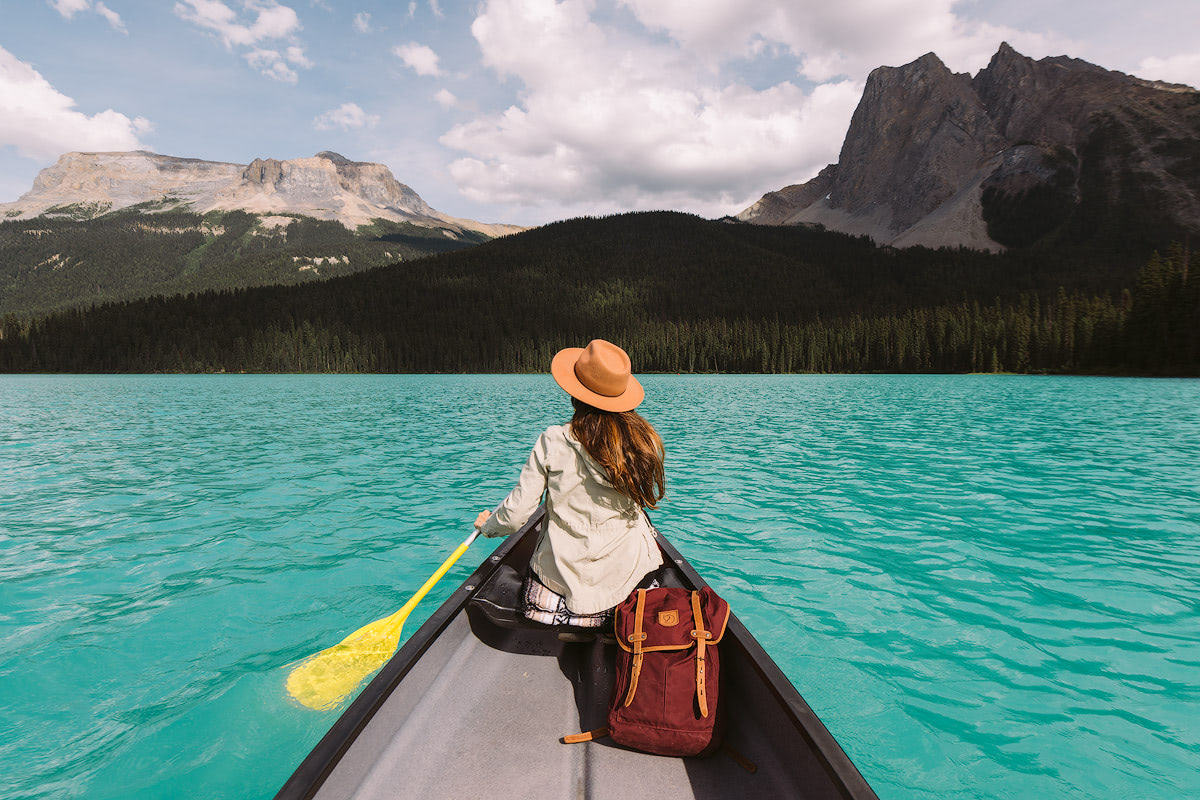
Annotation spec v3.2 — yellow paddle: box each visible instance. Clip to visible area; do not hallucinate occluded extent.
[286,529,482,711]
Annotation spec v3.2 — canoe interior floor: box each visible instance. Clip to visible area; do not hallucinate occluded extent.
[315,602,848,799]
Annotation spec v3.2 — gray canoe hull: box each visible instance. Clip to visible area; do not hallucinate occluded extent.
[277,510,878,799]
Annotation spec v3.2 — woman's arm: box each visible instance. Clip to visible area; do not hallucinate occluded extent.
[477,429,551,538]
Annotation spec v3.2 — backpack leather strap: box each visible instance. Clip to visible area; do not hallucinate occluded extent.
[623,589,648,707]
[723,743,757,773]
[562,727,609,744]
[690,590,712,718]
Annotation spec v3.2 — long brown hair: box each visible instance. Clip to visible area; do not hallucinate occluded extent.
[570,398,665,508]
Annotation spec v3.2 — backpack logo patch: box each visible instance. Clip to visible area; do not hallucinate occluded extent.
[657,610,679,627]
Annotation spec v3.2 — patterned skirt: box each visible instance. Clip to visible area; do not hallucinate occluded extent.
[522,572,613,627]
[521,569,661,628]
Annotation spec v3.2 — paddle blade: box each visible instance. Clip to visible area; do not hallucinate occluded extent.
[286,620,405,711]
[285,530,480,711]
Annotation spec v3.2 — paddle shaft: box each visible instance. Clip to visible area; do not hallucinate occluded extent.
[351,529,482,643]
[394,529,481,622]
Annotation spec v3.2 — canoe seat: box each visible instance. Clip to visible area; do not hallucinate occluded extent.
[470,563,608,637]
[471,564,525,629]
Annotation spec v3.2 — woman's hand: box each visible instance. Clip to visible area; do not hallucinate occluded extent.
[474,510,492,530]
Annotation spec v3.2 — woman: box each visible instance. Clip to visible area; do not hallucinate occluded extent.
[475,339,665,631]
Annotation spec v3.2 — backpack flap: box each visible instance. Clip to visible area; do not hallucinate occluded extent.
[613,587,730,653]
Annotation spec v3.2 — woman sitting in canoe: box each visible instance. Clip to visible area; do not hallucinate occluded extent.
[475,339,665,632]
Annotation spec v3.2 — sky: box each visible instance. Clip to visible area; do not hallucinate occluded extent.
[1,0,1198,226]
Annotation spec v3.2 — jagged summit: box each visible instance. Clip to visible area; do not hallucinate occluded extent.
[0,150,522,237]
[739,43,1200,251]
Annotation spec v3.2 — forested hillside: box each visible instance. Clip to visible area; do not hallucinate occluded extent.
[0,212,1195,375]
[0,210,488,316]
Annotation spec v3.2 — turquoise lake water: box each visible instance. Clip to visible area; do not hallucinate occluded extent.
[1,374,1198,799]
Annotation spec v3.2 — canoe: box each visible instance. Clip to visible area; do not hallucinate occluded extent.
[276,508,879,799]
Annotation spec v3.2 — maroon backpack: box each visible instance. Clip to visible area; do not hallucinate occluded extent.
[567,586,731,757]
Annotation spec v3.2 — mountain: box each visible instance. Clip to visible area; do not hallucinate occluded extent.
[0,151,524,316]
[738,43,1200,252]
[0,150,521,237]
[4,212,1195,376]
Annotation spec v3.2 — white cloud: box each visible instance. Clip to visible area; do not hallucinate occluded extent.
[0,45,150,161]
[48,0,126,32]
[407,1,416,18]
[1137,52,1200,89]
[442,0,860,217]
[394,42,442,76]
[175,0,300,46]
[616,0,1072,81]
[353,11,371,33]
[49,0,90,18]
[429,0,443,18]
[434,88,458,108]
[93,2,125,31]
[313,102,380,130]
[285,45,312,67]
[438,0,1072,219]
[244,48,300,82]
[174,1,310,81]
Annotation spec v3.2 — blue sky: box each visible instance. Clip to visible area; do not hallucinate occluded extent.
[1,0,1198,226]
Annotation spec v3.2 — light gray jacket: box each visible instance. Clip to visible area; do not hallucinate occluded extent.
[480,424,663,614]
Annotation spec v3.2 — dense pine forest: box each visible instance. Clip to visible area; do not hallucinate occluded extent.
[0,209,487,316]
[0,212,1196,375]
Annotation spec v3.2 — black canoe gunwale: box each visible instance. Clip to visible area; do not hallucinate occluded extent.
[275,509,877,799]
[655,534,877,800]
[274,511,538,800]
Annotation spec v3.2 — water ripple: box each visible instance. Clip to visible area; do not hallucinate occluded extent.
[1,375,1198,799]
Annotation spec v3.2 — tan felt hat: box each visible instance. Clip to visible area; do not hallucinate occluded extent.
[550,339,645,412]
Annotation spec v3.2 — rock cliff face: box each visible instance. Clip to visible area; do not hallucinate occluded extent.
[739,43,1200,252]
[1,151,522,237]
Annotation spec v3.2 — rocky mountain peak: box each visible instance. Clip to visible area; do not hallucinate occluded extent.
[1,150,523,237]
[989,41,1025,68]
[831,45,1001,232]
[739,43,1200,253]
[975,42,1033,100]
[858,51,955,103]
[242,157,285,186]
[904,51,950,77]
